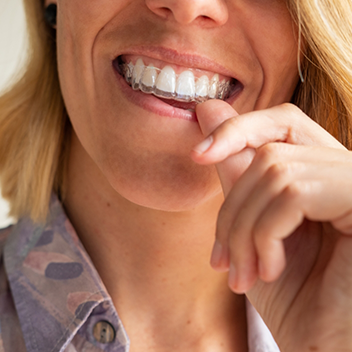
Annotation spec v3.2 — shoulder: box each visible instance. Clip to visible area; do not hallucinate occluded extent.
[0,225,27,351]
[0,225,13,239]
[0,225,13,257]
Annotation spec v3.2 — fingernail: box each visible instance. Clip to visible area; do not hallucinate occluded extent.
[228,263,237,288]
[210,240,223,268]
[193,135,213,154]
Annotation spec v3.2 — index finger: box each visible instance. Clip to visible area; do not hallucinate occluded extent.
[192,100,255,195]
[193,103,345,165]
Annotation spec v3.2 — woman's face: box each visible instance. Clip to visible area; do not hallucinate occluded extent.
[50,0,299,211]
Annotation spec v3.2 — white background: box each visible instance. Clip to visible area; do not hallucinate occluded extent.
[0,0,27,227]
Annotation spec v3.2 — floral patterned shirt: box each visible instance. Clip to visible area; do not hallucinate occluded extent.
[0,196,280,352]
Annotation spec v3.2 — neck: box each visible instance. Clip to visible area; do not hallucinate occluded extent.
[64,133,247,351]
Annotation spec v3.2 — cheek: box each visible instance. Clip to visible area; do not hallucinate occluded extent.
[252,8,299,102]
[230,0,299,107]
[56,0,131,121]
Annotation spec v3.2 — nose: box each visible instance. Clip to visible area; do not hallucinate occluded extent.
[145,0,229,26]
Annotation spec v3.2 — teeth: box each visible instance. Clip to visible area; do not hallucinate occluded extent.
[195,75,209,98]
[125,62,134,83]
[120,59,233,103]
[132,58,144,90]
[218,79,230,100]
[140,65,158,93]
[208,74,219,99]
[155,66,176,97]
[176,71,195,101]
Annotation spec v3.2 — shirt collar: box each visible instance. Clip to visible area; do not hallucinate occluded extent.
[3,195,279,352]
[246,299,280,352]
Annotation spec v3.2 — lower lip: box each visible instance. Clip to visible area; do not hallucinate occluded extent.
[113,65,241,122]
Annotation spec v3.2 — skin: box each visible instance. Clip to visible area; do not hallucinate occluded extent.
[192,101,352,352]
[45,0,352,351]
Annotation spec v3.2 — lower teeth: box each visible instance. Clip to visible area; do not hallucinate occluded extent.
[118,60,233,104]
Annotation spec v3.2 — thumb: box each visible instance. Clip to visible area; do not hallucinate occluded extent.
[196,99,238,136]
[194,100,255,195]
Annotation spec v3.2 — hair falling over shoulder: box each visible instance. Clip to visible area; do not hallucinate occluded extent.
[0,0,351,222]
[0,0,69,222]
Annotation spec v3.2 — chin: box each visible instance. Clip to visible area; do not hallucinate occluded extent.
[105,164,223,212]
[116,186,223,212]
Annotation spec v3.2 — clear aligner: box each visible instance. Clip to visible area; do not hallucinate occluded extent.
[120,60,232,104]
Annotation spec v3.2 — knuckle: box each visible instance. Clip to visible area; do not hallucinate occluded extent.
[332,211,352,234]
[265,162,291,183]
[226,116,239,129]
[217,116,237,136]
[283,182,303,200]
[215,117,240,150]
[256,143,280,164]
[280,102,302,115]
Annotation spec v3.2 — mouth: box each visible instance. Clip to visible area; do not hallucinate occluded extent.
[113,55,243,111]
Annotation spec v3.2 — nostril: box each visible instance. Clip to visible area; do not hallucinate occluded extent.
[197,15,217,27]
[160,7,173,17]
[149,6,173,19]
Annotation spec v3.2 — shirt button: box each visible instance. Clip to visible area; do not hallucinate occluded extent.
[93,320,116,344]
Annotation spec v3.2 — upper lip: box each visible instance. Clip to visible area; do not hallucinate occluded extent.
[113,45,238,80]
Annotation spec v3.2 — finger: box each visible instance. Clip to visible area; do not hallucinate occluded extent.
[192,99,256,196]
[217,144,352,245]
[193,103,346,165]
[332,211,352,234]
[252,181,307,282]
[195,99,239,137]
[214,144,313,273]
[224,163,299,292]
[227,162,303,286]
[209,150,256,273]
[216,148,256,196]
[227,220,259,294]
[215,144,307,262]
[194,101,257,272]
[222,152,352,285]
[214,144,352,274]
[253,179,352,282]
[228,157,352,255]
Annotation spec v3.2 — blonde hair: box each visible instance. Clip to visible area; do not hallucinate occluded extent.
[0,0,69,221]
[0,0,352,222]
[288,0,352,143]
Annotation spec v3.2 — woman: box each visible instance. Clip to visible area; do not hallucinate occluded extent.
[0,0,352,351]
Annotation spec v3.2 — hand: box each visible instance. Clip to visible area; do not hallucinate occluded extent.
[191,100,352,352]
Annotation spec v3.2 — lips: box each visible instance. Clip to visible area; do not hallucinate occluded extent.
[113,54,243,110]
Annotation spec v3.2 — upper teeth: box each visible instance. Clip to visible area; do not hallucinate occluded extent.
[120,58,232,103]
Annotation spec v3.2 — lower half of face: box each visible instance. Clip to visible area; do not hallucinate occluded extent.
[57,0,300,211]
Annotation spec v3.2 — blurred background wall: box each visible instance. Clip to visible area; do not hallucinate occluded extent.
[0,0,27,227]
